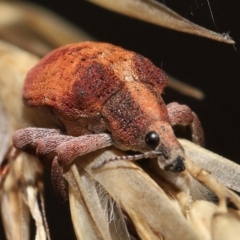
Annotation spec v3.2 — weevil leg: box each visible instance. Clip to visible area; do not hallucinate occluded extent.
[36,135,75,156]
[51,156,68,203]
[13,127,61,151]
[167,102,204,146]
[56,133,113,165]
[35,135,75,169]
[50,133,112,202]
[12,128,69,202]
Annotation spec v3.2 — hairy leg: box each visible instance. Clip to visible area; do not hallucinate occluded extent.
[56,133,113,165]
[167,102,204,146]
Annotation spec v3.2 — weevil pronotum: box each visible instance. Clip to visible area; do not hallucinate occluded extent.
[12,42,204,201]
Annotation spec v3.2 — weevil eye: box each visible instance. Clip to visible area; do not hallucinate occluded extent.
[145,131,160,150]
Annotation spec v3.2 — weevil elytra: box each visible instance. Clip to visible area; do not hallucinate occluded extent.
[12,42,204,201]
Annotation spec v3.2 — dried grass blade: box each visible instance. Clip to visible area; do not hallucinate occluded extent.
[64,167,112,240]
[19,153,47,240]
[168,76,205,100]
[88,0,234,44]
[180,139,240,193]
[1,153,32,240]
[65,165,134,239]
[1,150,48,240]
[24,187,46,240]
[0,185,30,240]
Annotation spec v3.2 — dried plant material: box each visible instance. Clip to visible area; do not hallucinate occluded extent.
[1,165,30,240]
[0,101,9,167]
[0,2,93,56]
[0,40,52,240]
[140,162,215,239]
[186,200,216,240]
[0,40,57,139]
[1,151,47,240]
[168,75,205,100]
[64,147,202,240]
[88,0,234,44]
[66,165,134,239]
[65,167,112,240]
[19,153,49,240]
[186,158,240,210]
[66,166,136,240]
[64,144,240,240]
[211,204,240,240]
[180,139,240,193]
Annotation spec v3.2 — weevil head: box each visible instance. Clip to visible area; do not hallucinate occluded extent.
[102,80,186,173]
[144,122,185,172]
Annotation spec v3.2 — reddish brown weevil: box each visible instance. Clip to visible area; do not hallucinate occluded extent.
[12,42,204,201]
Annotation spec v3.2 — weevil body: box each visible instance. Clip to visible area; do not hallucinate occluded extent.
[13,42,204,201]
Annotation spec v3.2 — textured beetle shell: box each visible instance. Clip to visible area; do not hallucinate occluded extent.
[24,42,167,117]
[23,42,171,151]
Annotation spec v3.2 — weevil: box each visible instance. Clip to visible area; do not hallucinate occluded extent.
[12,42,204,201]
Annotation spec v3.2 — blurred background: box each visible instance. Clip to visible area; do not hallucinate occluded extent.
[1,0,240,239]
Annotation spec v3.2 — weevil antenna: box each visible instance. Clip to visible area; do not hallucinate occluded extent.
[92,151,162,169]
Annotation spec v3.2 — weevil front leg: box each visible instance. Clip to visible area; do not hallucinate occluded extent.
[55,133,113,165]
[43,133,113,202]
[50,133,113,202]
[167,102,204,146]
[13,129,113,202]
[13,128,113,165]
[13,128,62,156]
[12,128,69,202]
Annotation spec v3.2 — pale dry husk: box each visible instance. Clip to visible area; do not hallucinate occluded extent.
[0,2,239,240]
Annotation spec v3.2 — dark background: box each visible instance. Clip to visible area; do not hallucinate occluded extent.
[1,0,240,239]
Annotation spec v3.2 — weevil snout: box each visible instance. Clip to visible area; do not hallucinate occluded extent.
[164,155,185,172]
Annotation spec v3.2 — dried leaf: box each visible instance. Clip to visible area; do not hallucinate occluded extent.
[88,0,234,44]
